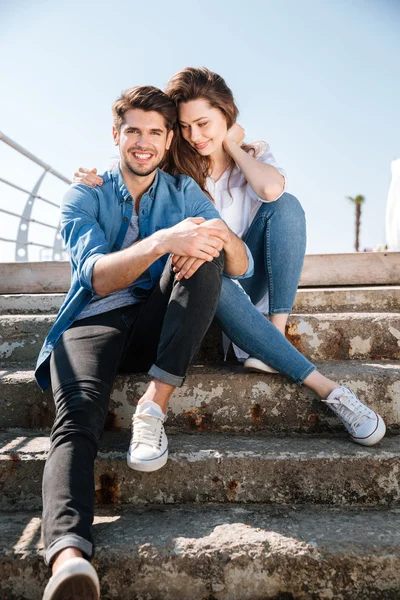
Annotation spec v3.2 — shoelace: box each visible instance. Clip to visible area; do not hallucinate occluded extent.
[131,414,163,448]
[325,390,374,432]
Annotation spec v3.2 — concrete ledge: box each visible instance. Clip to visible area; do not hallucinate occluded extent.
[0,431,399,510]
[2,312,400,365]
[1,286,400,315]
[295,286,400,313]
[1,362,399,433]
[0,293,66,314]
[1,505,400,599]
[301,252,400,286]
[1,252,400,294]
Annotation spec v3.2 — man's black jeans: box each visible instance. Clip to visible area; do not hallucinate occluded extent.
[42,253,224,565]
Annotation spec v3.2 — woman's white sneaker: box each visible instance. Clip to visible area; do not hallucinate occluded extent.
[322,386,386,446]
[42,557,100,600]
[127,400,168,472]
[244,357,278,374]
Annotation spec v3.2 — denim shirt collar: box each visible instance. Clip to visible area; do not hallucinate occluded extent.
[111,163,159,204]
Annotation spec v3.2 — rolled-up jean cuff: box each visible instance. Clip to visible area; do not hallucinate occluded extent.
[45,534,93,566]
[269,308,293,315]
[148,364,184,387]
[296,364,317,386]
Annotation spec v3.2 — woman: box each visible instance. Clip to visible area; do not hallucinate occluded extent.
[73,67,385,446]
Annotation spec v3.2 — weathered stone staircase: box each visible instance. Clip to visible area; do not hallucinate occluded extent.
[1,253,400,600]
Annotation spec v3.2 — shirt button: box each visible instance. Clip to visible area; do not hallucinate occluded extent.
[114,243,120,249]
[124,217,129,222]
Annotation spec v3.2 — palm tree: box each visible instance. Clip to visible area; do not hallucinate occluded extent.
[347,195,366,252]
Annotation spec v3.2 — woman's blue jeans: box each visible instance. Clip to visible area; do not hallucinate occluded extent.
[215,193,316,385]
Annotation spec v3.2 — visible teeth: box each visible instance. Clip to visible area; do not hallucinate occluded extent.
[134,153,151,159]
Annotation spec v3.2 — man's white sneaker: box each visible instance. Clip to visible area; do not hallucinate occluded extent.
[322,386,386,446]
[43,557,100,600]
[244,357,278,374]
[127,400,168,472]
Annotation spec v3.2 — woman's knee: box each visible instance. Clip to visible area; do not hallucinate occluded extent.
[252,193,305,228]
[275,193,305,220]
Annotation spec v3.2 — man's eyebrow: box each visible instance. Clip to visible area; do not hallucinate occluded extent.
[125,126,164,133]
[179,117,208,125]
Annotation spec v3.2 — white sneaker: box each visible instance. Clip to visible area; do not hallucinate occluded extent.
[43,557,100,600]
[127,400,168,472]
[244,357,278,374]
[322,386,386,446]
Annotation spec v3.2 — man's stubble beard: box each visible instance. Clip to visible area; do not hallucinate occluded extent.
[123,152,165,178]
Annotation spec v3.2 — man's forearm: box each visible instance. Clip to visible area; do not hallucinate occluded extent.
[92,218,228,296]
[224,233,249,277]
[92,234,165,296]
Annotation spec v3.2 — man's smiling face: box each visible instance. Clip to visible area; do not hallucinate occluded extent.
[113,108,173,177]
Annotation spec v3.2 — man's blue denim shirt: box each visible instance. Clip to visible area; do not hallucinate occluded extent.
[35,164,254,391]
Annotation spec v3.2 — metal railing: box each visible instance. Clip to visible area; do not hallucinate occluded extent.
[0,131,71,261]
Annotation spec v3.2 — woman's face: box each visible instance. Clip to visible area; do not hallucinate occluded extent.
[178,98,228,156]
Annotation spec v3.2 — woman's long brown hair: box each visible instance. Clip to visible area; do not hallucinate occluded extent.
[161,67,255,200]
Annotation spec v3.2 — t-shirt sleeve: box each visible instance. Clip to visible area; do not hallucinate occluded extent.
[246,142,287,203]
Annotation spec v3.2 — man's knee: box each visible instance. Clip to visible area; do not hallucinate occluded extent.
[198,249,225,275]
[52,379,110,444]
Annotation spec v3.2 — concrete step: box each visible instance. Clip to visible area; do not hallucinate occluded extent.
[2,312,400,366]
[1,505,400,600]
[295,286,400,313]
[2,252,400,294]
[0,294,65,314]
[0,430,398,510]
[1,361,399,433]
[1,286,399,315]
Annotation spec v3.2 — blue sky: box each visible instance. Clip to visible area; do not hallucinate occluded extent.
[1,0,399,261]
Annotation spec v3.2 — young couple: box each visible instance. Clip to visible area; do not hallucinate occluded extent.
[36,67,385,600]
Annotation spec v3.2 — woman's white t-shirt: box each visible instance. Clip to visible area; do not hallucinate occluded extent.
[205,142,287,360]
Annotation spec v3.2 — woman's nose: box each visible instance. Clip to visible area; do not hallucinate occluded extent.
[191,130,201,143]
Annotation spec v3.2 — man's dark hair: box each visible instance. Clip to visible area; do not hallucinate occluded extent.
[112,86,177,132]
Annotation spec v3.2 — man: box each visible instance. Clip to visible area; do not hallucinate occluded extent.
[36,86,252,600]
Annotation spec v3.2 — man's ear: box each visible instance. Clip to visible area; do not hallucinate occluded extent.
[112,125,119,146]
[165,129,174,150]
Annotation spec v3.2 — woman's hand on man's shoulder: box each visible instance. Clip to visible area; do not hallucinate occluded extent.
[72,167,103,188]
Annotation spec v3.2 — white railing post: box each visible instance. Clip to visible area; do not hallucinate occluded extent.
[0,131,71,261]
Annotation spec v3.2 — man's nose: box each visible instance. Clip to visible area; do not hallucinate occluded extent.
[135,134,151,148]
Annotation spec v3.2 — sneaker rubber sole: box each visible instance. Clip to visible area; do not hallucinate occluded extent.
[351,413,386,446]
[244,357,278,374]
[127,447,168,472]
[43,557,100,600]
